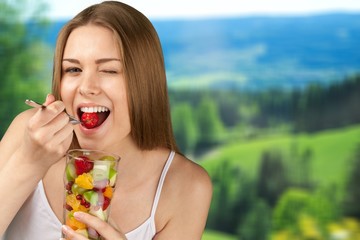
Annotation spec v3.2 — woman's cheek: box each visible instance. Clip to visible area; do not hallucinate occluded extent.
[61,78,76,94]
[60,78,77,109]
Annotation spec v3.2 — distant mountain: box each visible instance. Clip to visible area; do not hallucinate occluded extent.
[31,13,360,90]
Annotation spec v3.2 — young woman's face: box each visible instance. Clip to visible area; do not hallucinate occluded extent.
[61,24,131,152]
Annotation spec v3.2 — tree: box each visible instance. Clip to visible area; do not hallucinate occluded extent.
[256,149,289,207]
[171,103,199,155]
[0,0,50,137]
[273,188,337,236]
[207,160,257,235]
[343,143,360,218]
[237,199,271,240]
[288,143,314,189]
[196,96,224,153]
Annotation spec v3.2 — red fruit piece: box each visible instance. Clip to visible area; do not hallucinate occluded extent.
[81,112,99,129]
[102,197,111,211]
[74,156,94,175]
[65,204,73,211]
[66,182,74,191]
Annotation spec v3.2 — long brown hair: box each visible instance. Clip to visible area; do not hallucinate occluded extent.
[52,1,179,152]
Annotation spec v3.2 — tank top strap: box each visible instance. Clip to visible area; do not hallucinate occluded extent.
[150,151,175,218]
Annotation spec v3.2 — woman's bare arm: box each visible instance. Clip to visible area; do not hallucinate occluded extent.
[0,96,74,234]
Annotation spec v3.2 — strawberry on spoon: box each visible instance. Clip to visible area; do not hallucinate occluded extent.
[81,112,99,129]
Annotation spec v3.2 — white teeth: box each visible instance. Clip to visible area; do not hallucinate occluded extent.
[80,106,109,113]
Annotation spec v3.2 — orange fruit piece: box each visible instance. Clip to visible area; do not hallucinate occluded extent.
[66,211,86,230]
[75,173,93,189]
[103,186,113,199]
[66,194,81,211]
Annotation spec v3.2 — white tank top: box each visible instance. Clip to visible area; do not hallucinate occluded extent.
[3,151,175,240]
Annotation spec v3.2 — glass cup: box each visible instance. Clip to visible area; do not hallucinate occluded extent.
[63,149,120,240]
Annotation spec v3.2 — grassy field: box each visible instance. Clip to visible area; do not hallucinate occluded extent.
[201,124,360,190]
[200,124,360,239]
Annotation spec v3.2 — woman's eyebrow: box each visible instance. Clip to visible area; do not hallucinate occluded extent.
[95,58,121,64]
[62,58,80,63]
[62,58,121,64]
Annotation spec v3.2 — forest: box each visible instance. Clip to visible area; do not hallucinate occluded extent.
[170,75,360,156]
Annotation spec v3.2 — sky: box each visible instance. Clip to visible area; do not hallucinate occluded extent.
[45,0,360,20]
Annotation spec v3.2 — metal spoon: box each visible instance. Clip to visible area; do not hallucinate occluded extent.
[25,99,81,125]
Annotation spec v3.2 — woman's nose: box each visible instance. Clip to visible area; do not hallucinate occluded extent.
[79,73,101,96]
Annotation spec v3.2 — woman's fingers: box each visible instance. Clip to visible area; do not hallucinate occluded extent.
[26,110,73,159]
[29,100,66,129]
[43,93,55,106]
[26,95,72,148]
[74,212,126,239]
[61,212,127,240]
[61,225,88,240]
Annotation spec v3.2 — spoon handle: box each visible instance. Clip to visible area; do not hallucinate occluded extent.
[25,99,81,125]
[25,99,46,109]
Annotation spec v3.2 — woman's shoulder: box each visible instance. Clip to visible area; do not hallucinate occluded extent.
[171,153,212,191]
[4,108,35,131]
[1,109,35,144]
[0,109,36,167]
[8,108,35,125]
[164,152,213,207]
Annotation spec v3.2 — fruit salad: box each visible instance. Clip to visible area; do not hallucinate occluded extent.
[64,150,119,240]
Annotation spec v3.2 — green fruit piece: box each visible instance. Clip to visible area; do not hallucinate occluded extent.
[83,191,96,204]
[71,183,87,195]
[100,155,117,168]
[93,161,111,181]
[99,155,116,161]
[89,207,107,221]
[83,191,102,207]
[109,168,118,187]
[66,163,77,181]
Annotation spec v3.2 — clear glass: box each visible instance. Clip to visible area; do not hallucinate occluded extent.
[62,149,120,240]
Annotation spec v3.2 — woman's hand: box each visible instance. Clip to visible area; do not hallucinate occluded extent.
[21,94,74,172]
[61,212,127,240]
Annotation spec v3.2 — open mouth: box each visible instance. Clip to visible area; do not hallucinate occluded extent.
[77,106,110,129]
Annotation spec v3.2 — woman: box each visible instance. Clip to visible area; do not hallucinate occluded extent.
[0,1,212,239]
